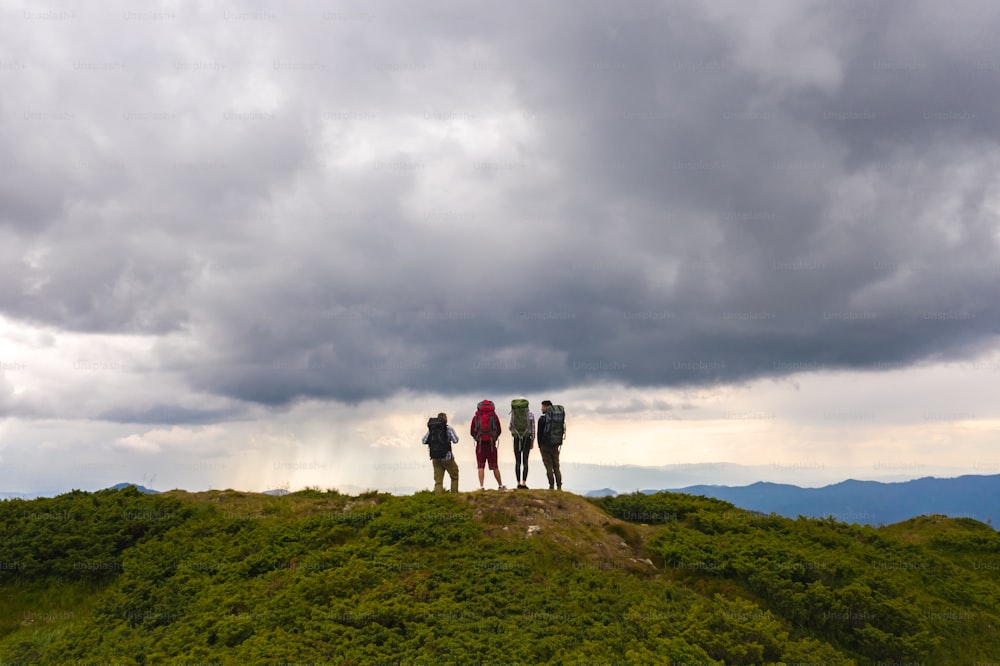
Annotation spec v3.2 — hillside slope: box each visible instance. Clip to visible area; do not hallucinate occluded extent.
[2,487,999,664]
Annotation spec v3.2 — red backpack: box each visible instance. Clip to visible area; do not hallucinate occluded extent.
[472,400,499,444]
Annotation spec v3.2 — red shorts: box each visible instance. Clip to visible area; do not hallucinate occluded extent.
[475,440,499,470]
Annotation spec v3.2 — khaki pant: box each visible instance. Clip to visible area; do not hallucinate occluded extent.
[432,457,460,493]
[539,446,562,489]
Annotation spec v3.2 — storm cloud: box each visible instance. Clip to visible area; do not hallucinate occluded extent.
[2,0,999,421]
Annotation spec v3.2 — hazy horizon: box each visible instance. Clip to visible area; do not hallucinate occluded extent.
[3,0,1000,496]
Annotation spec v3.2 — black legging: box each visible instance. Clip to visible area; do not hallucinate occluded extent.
[513,436,532,483]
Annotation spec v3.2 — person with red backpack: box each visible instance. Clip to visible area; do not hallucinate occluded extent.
[471,399,505,490]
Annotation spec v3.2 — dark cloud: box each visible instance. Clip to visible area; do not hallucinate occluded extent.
[2,0,999,415]
[590,398,675,416]
[98,405,238,426]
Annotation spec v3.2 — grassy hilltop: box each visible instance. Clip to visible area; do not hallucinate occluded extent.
[2,486,1000,664]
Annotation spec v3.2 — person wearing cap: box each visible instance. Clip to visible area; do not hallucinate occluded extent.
[537,400,563,490]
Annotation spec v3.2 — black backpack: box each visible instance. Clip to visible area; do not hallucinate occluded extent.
[426,417,451,460]
[544,405,566,446]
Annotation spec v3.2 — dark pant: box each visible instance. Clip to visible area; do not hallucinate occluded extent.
[513,436,532,483]
[539,445,562,489]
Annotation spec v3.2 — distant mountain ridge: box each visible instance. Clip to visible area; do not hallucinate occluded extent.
[108,483,160,494]
[647,474,1000,526]
[2,462,983,501]
[584,487,618,498]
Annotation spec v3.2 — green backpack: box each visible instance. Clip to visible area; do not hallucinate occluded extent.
[510,399,531,438]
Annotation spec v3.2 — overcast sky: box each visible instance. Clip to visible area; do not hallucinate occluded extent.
[2,0,1000,495]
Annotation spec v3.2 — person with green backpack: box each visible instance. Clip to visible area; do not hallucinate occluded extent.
[536,400,566,490]
[509,397,535,489]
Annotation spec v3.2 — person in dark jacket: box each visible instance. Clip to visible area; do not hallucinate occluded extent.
[536,400,563,490]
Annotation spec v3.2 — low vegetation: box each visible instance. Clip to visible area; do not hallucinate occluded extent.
[1,486,998,664]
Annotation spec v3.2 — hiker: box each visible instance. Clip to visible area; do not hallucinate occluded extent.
[537,400,565,490]
[509,397,535,489]
[471,399,505,490]
[423,413,460,493]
